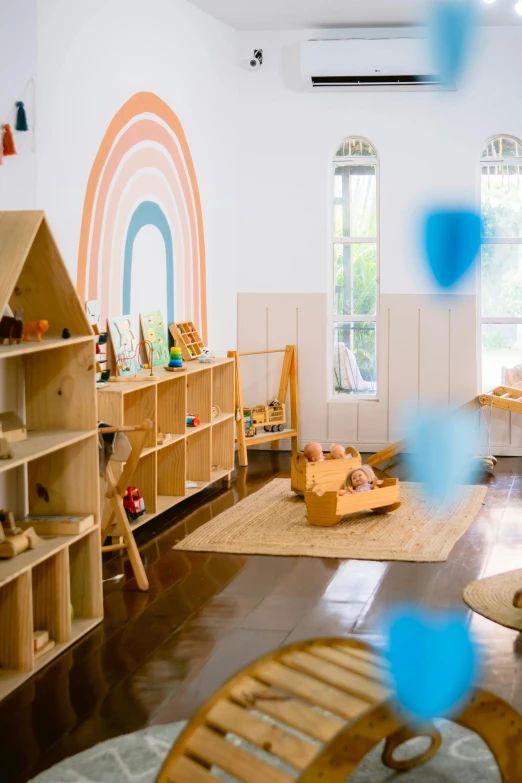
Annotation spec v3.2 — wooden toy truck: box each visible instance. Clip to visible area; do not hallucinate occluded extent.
[244,400,286,437]
[291,446,361,495]
[304,478,401,527]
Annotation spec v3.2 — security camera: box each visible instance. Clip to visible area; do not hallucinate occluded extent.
[248,49,263,71]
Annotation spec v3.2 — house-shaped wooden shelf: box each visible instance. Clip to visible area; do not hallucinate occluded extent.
[0,211,102,702]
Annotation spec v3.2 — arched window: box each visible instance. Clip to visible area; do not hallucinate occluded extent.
[332,137,378,397]
[480,135,522,391]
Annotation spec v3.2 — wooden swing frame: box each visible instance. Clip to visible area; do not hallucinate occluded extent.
[228,345,299,467]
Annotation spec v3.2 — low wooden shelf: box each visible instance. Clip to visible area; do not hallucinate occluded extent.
[97,358,235,531]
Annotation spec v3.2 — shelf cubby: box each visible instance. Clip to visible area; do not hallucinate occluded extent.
[123,385,156,451]
[32,549,70,645]
[27,435,99,516]
[158,439,186,496]
[212,417,235,472]
[24,339,97,432]
[133,451,157,516]
[187,367,212,423]
[212,360,235,416]
[187,426,211,484]
[69,528,103,621]
[158,376,186,437]
[0,572,33,675]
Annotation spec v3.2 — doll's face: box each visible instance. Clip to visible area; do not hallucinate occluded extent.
[351,469,368,488]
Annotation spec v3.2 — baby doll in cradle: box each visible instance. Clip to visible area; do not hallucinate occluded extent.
[339,465,379,495]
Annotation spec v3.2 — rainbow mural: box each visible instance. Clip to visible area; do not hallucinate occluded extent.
[77,91,207,340]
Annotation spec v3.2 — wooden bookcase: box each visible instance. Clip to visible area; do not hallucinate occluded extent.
[0,211,102,701]
[96,358,235,530]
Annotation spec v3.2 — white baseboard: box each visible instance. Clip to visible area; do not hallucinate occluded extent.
[238,442,522,458]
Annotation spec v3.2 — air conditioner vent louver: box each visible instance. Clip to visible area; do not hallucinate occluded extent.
[301,36,450,91]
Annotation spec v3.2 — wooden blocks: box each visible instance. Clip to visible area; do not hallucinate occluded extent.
[304,478,401,527]
[0,411,26,443]
[169,321,204,361]
[291,447,362,495]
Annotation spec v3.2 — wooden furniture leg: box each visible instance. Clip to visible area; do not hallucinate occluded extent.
[99,420,152,591]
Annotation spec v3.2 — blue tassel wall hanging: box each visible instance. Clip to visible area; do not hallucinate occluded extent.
[15,101,28,132]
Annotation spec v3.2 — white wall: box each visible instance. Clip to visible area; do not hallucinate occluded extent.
[0,0,37,210]
[36,0,239,356]
[236,27,522,297]
[235,26,522,453]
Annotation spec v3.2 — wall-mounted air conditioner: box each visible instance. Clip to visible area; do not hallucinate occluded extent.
[300,36,452,91]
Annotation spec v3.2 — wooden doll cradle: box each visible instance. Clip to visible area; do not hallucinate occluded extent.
[304,477,401,527]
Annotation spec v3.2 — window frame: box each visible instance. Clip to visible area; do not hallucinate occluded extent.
[478,134,522,394]
[329,137,380,402]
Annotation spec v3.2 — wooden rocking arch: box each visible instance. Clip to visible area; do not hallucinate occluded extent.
[155,638,522,783]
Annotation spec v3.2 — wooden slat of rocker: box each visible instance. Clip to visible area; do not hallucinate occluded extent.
[206,700,319,770]
[254,661,370,721]
[184,725,296,783]
[229,676,343,743]
[332,643,388,669]
[281,650,387,704]
[309,646,387,683]
[166,754,216,783]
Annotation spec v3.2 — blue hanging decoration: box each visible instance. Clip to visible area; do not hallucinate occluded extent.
[424,209,482,289]
[386,606,479,722]
[428,0,477,86]
[15,101,28,132]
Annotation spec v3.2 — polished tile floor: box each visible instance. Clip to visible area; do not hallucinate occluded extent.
[2,451,522,782]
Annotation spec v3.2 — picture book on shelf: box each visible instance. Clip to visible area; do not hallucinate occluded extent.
[19,514,94,536]
[108,314,142,376]
[140,310,169,366]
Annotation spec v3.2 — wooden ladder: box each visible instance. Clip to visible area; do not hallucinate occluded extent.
[478,386,522,414]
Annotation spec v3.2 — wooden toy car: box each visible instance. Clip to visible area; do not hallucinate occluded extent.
[123,486,146,521]
[243,398,286,437]
[304,478,401,527]
[291,446,362,495]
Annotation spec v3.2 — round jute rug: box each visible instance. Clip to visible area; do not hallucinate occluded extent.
[464,568,522,632]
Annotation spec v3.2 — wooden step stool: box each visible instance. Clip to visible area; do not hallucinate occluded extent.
[155,637,522,782]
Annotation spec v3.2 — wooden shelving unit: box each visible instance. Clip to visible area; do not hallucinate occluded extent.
[97,358,235,531]
[0,211,101,702]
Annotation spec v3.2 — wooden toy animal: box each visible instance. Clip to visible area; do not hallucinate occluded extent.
[0,310,23,345]
[23,319,49,342]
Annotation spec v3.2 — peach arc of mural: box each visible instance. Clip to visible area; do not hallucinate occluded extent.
[77,91,207,341]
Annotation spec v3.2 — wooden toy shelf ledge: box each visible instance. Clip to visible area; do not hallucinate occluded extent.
[0,211,102,702]
[96,358,235,531]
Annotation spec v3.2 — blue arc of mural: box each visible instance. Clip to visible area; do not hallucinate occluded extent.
[122,201,174,324]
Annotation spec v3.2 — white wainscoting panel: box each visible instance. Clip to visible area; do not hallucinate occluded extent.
[237,292,518,455]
